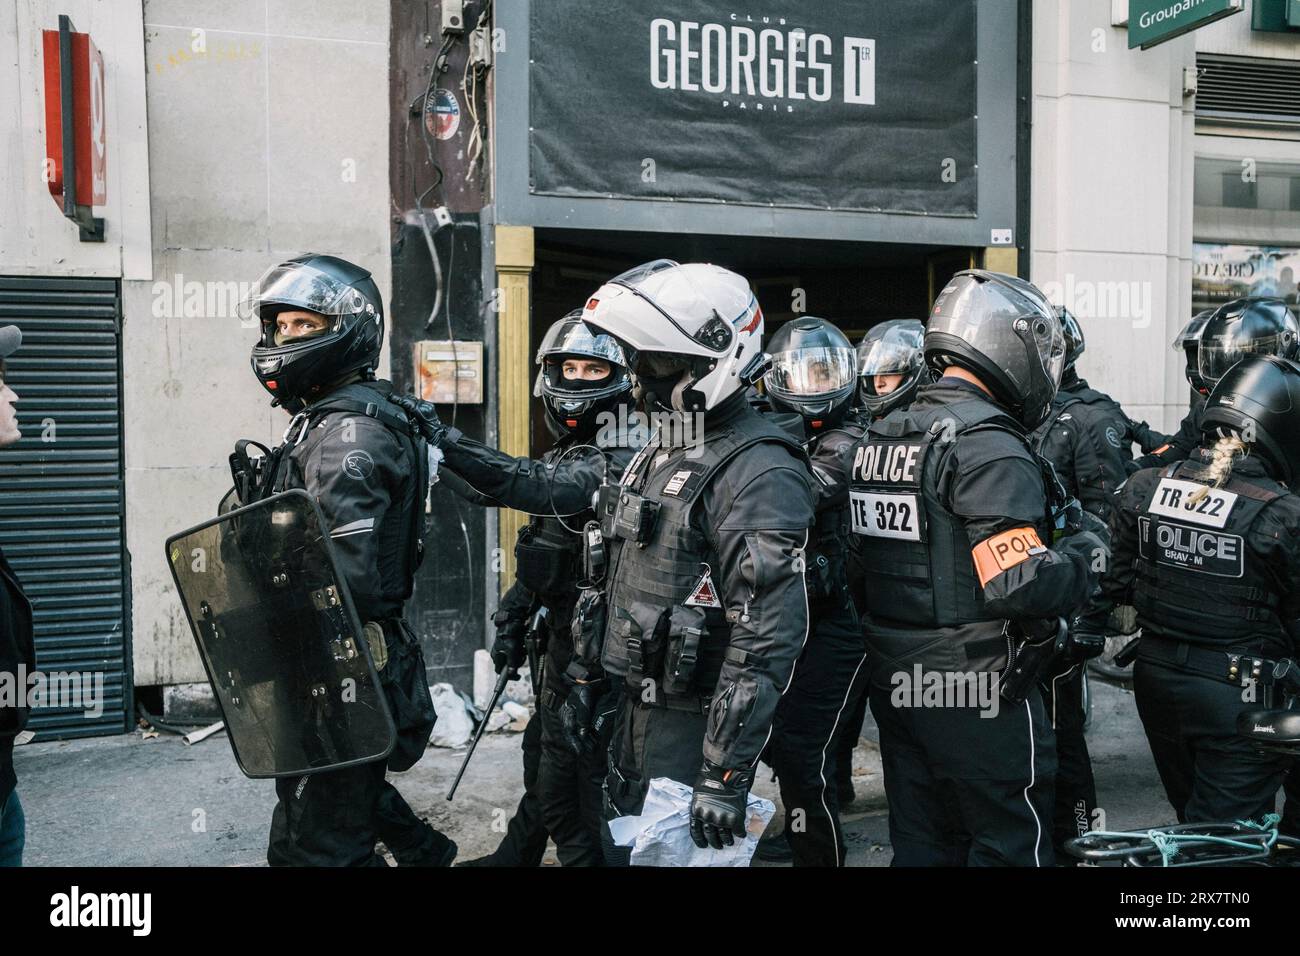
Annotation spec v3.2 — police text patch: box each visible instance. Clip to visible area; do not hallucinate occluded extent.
[1138,516,1244,578]
[1147,478,1237,529]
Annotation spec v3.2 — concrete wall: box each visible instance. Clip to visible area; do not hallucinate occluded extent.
[127,0,392,685]
[0,0,153,278]
[1,1,393,686]
[1030,0,1197,436]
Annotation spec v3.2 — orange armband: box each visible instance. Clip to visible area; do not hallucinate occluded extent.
[971,527,1046,587]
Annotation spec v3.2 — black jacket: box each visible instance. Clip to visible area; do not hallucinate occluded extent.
[0,546,34,807]
[438,431,639,687]
[281,380,425,622]
[1033,376,1133,523]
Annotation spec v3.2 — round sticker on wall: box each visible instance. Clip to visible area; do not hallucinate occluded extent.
[424,88,461,141]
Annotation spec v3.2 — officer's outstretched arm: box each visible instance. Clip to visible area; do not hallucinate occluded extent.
[949,440,1099,620]
[439,438,625,517]
[700,456,816,770]
[301,417,401,617]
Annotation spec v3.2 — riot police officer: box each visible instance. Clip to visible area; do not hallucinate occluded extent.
[579,260,816,862]
[761,317,868,867]
[236,254,451,867]
[399,312,641,866]
[834,319,930,804]
[1101,355,1300,824]
[1029,307,1133,855]
[849,271,1104,866]
[1132,299,1298,471]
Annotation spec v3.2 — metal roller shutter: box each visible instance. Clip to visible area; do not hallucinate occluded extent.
[0,276,130,738]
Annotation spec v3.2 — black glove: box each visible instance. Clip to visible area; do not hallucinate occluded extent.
[391,393,460,449]
[557,676,619,756]
[689,762,754,850]
[490,612,527,678]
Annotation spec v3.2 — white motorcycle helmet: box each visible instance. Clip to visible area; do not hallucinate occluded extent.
[581,260,768,413]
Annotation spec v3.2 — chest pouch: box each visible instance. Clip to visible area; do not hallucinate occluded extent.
[514,526,576,596]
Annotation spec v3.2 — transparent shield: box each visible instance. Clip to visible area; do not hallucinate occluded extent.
[166,490,395,778]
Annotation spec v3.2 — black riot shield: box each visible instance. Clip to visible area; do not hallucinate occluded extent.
[165,490,396,778]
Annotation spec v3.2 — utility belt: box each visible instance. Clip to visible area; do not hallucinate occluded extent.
[1136,634,1278,689]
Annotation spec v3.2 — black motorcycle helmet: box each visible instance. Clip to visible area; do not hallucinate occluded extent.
[1058,307,1085,372]
[1196,297,1299,393]
[243,254,384,411]
[533,310,633,440]
[762,317,858,432]
[856,319,927,419]
[1172,309,1214,395]
[1200,355,1300,485]
[925,270,1065,429]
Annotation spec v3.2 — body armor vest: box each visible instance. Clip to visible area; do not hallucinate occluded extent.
[1133,460,1285,651]
[600,412,805,696]
[850,397,1034,634]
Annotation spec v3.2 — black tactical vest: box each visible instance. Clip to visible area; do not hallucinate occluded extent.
[1133,460,1285,650]
[1033,384,1125,518]
[600,412,805,697]
[850,398,1032,630]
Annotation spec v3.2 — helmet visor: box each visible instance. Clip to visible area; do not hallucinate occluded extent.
[240,262,372,321]
[1172,310,1214,350]
[765,346,858,399]
[1199,332,1292,386]
[536,316,627,367]
[858,321,925,377]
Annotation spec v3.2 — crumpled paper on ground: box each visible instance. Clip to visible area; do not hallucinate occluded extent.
[428,682,474,747]
[607,776,774,867]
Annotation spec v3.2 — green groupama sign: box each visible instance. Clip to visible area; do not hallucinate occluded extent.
[1128,0,1243,49]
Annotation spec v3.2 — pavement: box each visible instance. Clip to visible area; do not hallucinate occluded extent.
[11,675,1179,866]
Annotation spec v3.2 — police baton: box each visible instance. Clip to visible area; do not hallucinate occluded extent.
[446,664,512,801]
[446,606,548,801]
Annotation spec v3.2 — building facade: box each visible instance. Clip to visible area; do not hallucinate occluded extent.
[1,0,1297,735]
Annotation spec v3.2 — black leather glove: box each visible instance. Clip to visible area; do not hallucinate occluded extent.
[557,676,618,756]
[689,762,754,850]
[490,612,527,678]
[391,393,460,449]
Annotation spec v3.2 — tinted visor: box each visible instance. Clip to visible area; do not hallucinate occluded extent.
[1199,332,1292,386]
[536,315,627,367]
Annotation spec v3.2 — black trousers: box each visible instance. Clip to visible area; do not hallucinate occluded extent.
[601,696,709,867]
[1039,663,1098,854]
[871,678,1056,866]
[537,682,618,866]
[769,597,867,866]
[474,705,549,866]
[268,762,443,866]
[1134,659,1289,824]
[833,675,870,796]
